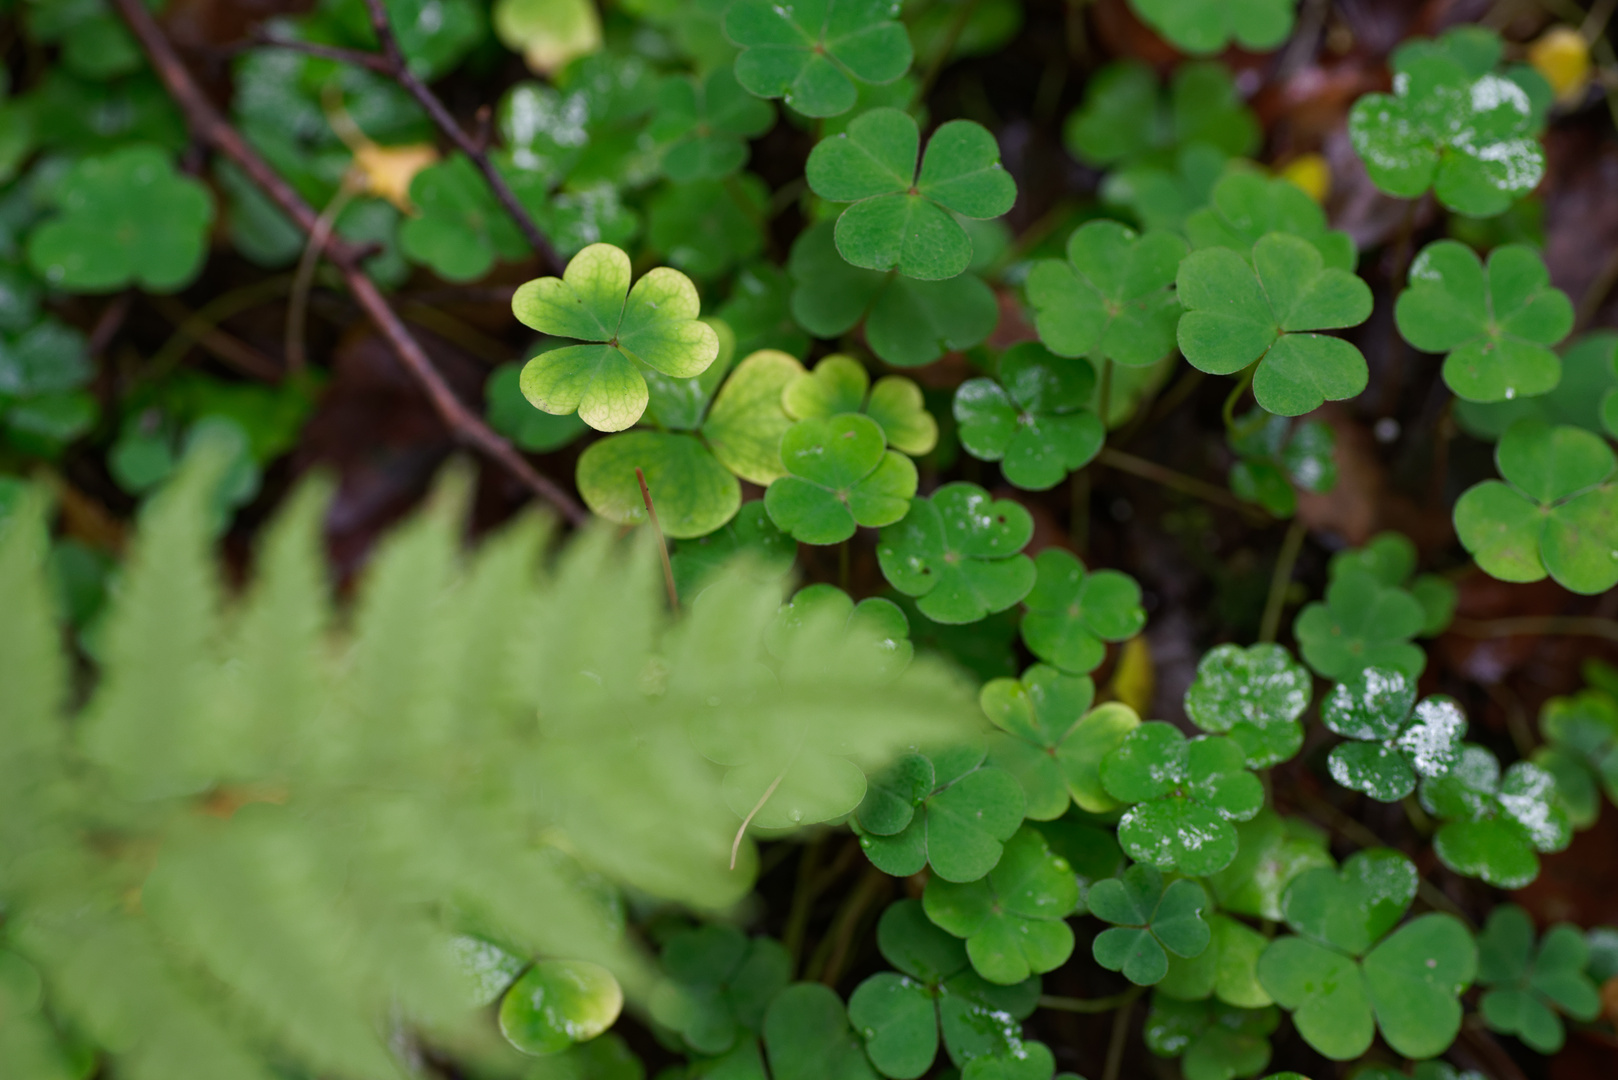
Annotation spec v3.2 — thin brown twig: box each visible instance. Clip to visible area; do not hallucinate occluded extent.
[148,296,283,382]
[359,0,562,274]
[1097,447,1268,519]
[1449,615,1618,644]
[635,467,680,613]
[111,0,588,526]
[246,29,393,73]
[87,292,135,358]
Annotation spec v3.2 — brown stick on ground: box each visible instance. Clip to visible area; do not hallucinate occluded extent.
[109,0,588,526]
[359,0,563,274]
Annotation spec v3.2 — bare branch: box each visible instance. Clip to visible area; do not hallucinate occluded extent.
[359,0,563,274]
[110,0,588,526]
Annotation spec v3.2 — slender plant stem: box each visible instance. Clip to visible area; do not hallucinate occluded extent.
[1259,516,1308,643]
[634,468,680,613]
[1449,615,1618,644]
[782,837,827,966]
[287,180,358,376]
[248,29,393,72]
[812,866,890,987]
[112,0,588,525]
[149,275,294,378]
[147,296,282,382]
[1100,986,1142,1080]
[1221,364,1257,431]
[1097,447,1266,518]
[358,0,562,273]
[1039,991,1134,1013]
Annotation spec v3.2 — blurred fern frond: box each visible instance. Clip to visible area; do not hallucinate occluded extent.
[0,446,977,1080]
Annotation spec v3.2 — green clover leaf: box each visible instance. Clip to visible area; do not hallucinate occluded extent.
[1476,904,1601,1054]
[1102,142,1231,233]
[923,825,1080,984]
[764,413,918,544]
[1454,418,1618,594]
[877,483,1036,624]
[980,666,1143,818]
[1457,331,1618,440]
[650,68,775,182]
[1144,994,1279,1080]
[1533,687,1618,829]
[1348,54,1545,217]
[783,354,938,456]
[788,221,999,367]
[1062,60,1259,169]
[577,430,742,539]
[766,584,914,681]
[848,900,1041,1079]
[499,960,622,1056]
[670,501,796,600]
[953,343,1106,491]
[514,243,720,432]
[1206,810,1334,922]
[764,982,879,1080]
[1292,568,1427,681]
[1394,241,1573,402]
[1325,532,1457,637]
[1089,865,1211,986]
[1019,548,1147,675]
[399,154,528,282]
[1176,233,1373,417]
[1419,743,1571,889]
[1100,723,1264,875]
[649,926,791,1056]
[1186,170,1357,272]
[1157,914,1274,1009]
[704,348,808,485]
[1024,221,1186,367]
[1183,643,1311,769]
[26,144,213,294]
[855,743,1027,882]
[1257,849,1478,1061]
[1127,0,1298,57]
[0,316,96,459]
[806,108,1017,280]
[486,362,589,453]
[1321,666,1467,802]
[724,0,913,119]
[648,175,768,280]
[1227,412,1337,517]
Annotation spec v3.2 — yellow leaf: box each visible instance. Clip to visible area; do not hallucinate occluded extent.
[1528,26,1591,104]
[354,142,440,212]
[495,0,603,76]
[1279,153,1331,204]
[1106,635,1154,716]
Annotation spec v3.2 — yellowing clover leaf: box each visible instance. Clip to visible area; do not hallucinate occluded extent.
[953,343,1105,491]
[1395,241,1573,403]
[1176,233,1373,417]
[724,0,913,119]
[782,353,938,456]
[806,108,1017,280]
[1128,0,1298,58]
[1454,418,1618,594]
[1348,54,1545,217]
[514,243,719,431]
[764,413,918,544]
[1025,221,1186,368]
[1419,743,1571,889]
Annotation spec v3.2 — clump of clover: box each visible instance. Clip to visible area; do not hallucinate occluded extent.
[953,343,1106,491]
